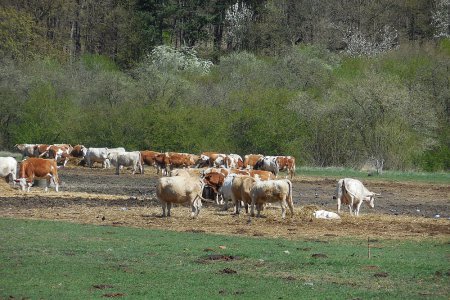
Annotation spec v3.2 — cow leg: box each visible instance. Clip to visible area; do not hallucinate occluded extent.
[281,200,287,219]
[337,197,341,214]
[161,201,167,217]
[355,202,362,216]
[244,203,249,214]
[116,164,120,175]
[250,200,255,217]
[52,175,59,192]
[167,202,172,217]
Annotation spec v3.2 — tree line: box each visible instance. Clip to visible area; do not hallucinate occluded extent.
[0,1,449,171]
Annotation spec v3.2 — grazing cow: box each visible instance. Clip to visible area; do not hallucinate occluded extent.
[114,151,143,175]
[219,173,238,210]
[140,150,161,170]
[243,154,263,169]
[84,147,110,168]
[34,144,50,157]
[70,145,86,158]
[231,175,257,214]
[249,170,275,181]
[0,157,17,183]
[14,144,37,159]
[334,178,378,216]
[202,171,225,204]
[46,144,73,167]
[254,156,279,177]
[156,172,205,218]
[250,179,294,219]
[15,158,59,192]
[275,156,296,179]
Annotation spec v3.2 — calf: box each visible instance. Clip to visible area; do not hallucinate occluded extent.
[15,158,59,192]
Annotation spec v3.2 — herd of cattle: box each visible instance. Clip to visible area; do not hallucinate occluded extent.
[0,143,379,219]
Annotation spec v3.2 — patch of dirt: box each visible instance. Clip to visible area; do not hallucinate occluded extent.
[0,166,449,240]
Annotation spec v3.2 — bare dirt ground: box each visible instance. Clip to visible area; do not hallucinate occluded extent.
[1,165,449,240]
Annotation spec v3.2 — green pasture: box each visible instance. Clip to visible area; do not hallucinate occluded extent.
[0,218,448,299]
[298,166,450,184]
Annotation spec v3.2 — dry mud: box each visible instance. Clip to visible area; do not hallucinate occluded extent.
[0,166,449,240]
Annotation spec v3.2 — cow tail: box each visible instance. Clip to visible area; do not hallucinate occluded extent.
[288,179,293,204]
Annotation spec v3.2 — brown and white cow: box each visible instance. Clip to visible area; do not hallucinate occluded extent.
[70,145,86,158]
[198,152,226,168]
[15,158,59,192]
[250,179,294,219]
[34,144,50,157]
[249,170,275,181]
[243,154,263,170]
[275,156,296,179]
[140,150,161,170]
[46,144,73,167]
[202,171,226,205]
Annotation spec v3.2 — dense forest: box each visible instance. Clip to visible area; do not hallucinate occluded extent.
[1,0,449,171]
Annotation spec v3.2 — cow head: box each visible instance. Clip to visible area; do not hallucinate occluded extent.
[15,178,32,191]
[365,193,376,208]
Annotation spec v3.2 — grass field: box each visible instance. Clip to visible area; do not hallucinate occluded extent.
[298,166,450,184]
[0,218,448,299]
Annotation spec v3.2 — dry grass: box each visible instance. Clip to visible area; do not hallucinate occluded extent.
[1,188,448,241]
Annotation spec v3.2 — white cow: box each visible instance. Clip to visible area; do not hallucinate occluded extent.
[254,156,279,177]
[84,147,110,168]
[156,172,205,218]
[0,157,17,184]
[250,179,294,219]
[218,173,238,210]
[114,151,143,175]
[334,178,378,216]
[313,210,341,220]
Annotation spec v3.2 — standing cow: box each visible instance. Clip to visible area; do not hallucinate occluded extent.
[0,157,17,184]
[84,147,110,168]
[231,175,257,215]
[250,179,294,219]
[156,172,205,218]
[15,158,59,192]
[114,151,143,175]
[254,156,279,177]
[334,178,378,216]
